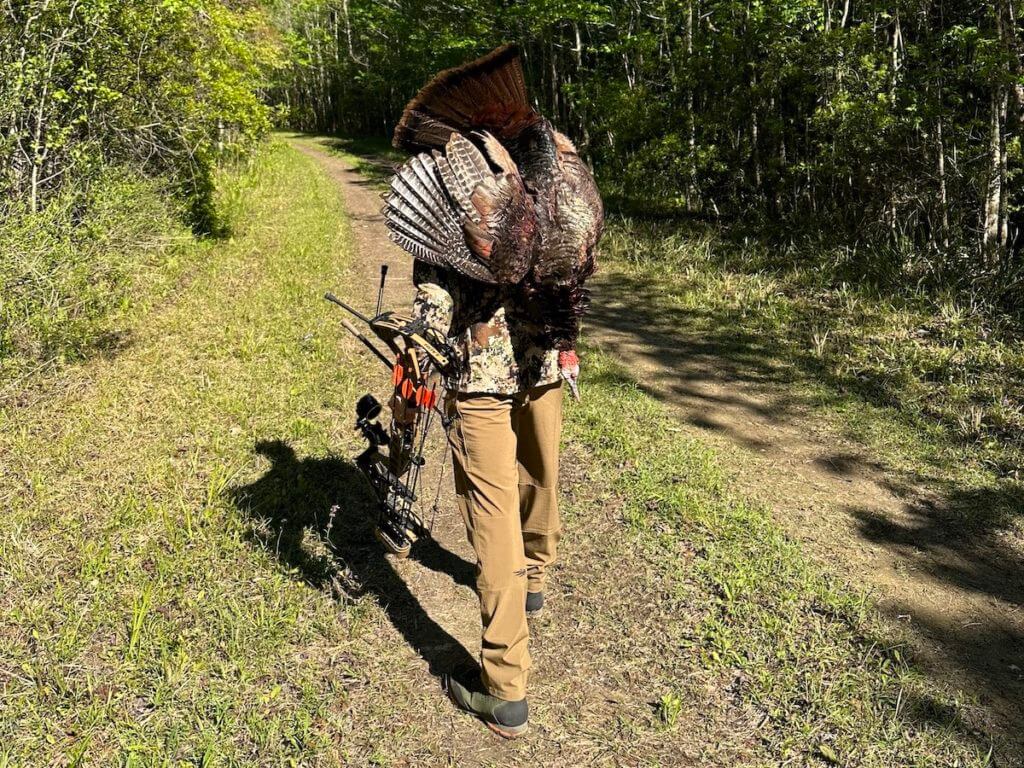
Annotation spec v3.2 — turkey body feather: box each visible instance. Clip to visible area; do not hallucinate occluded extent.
[383,133,536,284]
[383,44,604,351]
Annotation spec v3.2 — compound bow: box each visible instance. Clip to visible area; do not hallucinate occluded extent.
[324,266,456,558]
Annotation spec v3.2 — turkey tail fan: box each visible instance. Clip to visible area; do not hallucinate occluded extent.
[392,44,540,153]
[392,112,458,156]
[382,153,496,284]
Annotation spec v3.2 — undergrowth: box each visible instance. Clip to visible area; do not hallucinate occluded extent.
[0,157,257,391]
[0,141,361,764]
[602,217,1024,528]
[1,172,183,382]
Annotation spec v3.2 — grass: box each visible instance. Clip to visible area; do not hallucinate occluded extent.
[0,168,199,389]
[0,141,367,764]
[599,217,1024,531]
[307,135,403,186]
[0,135,1004,766]
[567,349,994,765]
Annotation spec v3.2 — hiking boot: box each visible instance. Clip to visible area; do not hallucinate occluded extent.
[442,667,529,738]
[526,591,544,618]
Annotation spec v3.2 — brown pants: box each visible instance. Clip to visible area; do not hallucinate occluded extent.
[447,381,563,701]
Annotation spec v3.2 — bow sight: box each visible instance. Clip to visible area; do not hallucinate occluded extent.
[325,266,456,558]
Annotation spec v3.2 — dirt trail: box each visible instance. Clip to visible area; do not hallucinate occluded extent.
[292,138,760,766]
[296,136,1024,759]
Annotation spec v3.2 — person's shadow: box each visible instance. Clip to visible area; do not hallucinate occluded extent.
[228,439,477,680]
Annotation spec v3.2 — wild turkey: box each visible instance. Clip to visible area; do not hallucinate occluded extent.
[382,44,604,358]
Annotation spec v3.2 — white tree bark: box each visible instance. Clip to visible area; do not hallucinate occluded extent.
[982,89,1009,265]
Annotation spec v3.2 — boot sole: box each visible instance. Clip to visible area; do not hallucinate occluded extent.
[444,678,528,739]
[486,720,528,739]
[526,607,543,619]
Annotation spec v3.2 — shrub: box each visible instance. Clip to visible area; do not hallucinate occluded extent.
[0,169,189,378]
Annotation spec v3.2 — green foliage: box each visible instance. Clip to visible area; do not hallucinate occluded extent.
[274,0,1023,308]
[0,0,284,227]
[0,0,284,378]
[0,169,190,380]
[656,691,684,729]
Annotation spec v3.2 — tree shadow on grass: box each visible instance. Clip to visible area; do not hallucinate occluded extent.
[589,266,1024,759]
[228,439,476,680]
[846,484,1024,756]
[587,269,817,447]
[589,265,1024,525]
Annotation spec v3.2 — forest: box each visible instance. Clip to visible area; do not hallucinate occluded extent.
[280,0,1022,303]
[5,2,1022,299]
[5,0,1021,437]
[1,0,282,375]
[3,0,1021,376]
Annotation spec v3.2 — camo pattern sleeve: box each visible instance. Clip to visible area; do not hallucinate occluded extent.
[411,260,561,395]
[412,261,454,339]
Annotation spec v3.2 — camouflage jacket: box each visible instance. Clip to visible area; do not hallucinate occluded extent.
[411,261,561,395]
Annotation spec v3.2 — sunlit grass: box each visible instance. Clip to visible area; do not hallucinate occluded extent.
[567,348,993,765]
[0,141,365,764]
[0,138,1001,766]
[602,216,1024,527]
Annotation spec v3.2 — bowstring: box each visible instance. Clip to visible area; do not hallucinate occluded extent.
[425,437,449,533]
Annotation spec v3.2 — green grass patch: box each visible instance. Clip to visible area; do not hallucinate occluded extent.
[567,349,993,766]
[1,170,187,382]
[600,217,1024,529]
[0,140,369,764]
[0,156,264,392]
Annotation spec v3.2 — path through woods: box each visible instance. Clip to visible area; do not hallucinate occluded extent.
[288,137,761,765]
[2,140,759,765]
[1,137,1012,765]
[294,136,1024,758]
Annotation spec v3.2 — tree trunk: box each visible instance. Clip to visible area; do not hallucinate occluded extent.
[995,0,1023,120]
[686,0,697,209]
[982,88,1009,267]
[936,110,949,250]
